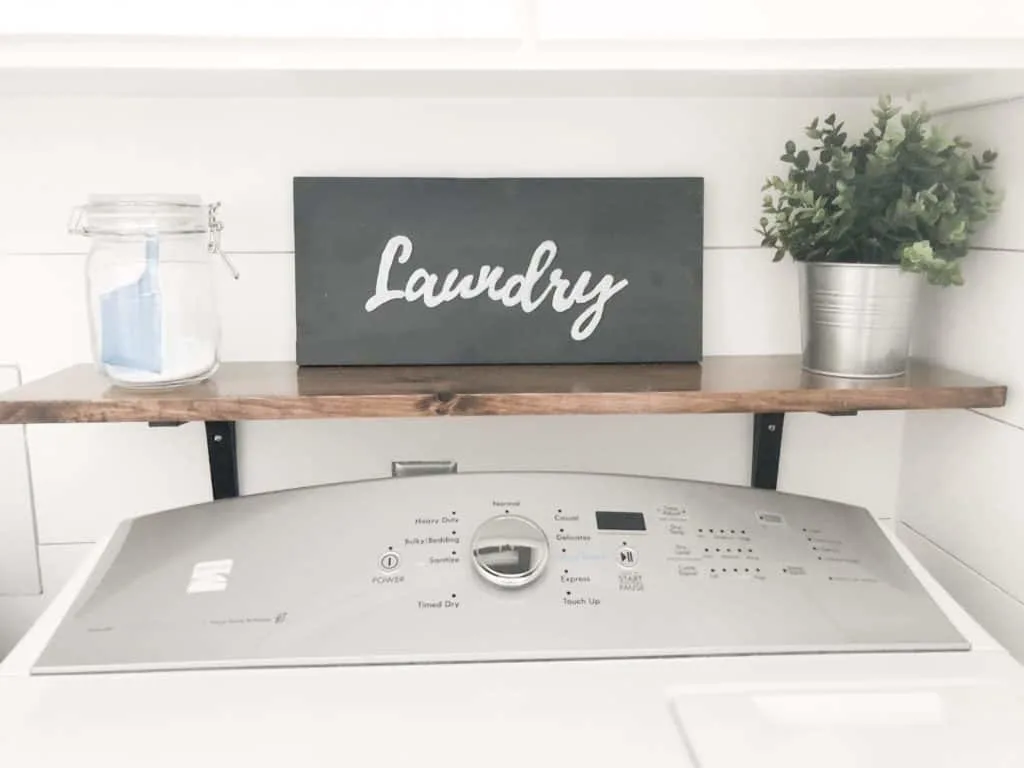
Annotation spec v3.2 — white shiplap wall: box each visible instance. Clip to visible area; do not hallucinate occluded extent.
[899,97,1024,661]
[0,95,908,657]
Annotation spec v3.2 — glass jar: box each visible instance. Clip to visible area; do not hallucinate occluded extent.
[70,194,231,388]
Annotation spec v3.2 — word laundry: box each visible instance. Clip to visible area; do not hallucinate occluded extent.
[364,235,629,341]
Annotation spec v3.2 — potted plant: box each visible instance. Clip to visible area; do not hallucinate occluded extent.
[757,95,1002,378]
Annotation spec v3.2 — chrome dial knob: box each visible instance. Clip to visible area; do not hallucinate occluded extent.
[471,514,549,588]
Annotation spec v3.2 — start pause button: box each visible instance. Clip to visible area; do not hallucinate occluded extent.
[617,546,638,568]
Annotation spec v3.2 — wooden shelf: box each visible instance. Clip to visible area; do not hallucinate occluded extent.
[0,356,1006,425]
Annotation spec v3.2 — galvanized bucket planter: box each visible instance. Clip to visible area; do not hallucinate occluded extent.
[798,262,921,378]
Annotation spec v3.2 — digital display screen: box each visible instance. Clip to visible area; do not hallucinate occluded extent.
[595,511,647,532]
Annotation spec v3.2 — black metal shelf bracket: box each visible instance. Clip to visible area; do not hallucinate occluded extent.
[205,421,240,499]
[751,412,785,490]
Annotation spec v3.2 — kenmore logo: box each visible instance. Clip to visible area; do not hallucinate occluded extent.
[187,559,234,594]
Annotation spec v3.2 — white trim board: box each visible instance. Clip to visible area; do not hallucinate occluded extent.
[916,72,1024,116]
[898,522,1024,663]
[0,542,91,660]
[0,365,41,596]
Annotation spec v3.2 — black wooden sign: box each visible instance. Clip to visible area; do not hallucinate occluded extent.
[293,177,703,366]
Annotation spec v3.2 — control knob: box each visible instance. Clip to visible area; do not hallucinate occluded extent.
[471,514,549,588]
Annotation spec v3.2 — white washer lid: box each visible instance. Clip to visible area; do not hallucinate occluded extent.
[672,680,1024,767]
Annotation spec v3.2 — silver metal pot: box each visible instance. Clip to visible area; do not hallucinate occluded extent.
[798,262,921,378]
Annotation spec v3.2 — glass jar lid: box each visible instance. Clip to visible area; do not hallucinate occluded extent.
[69,194,212,237]
[68,194,238,279]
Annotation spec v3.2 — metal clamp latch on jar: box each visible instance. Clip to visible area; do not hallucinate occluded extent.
[207,202,239,280]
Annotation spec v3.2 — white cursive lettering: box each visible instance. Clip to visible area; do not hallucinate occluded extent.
[364,235,412,312]
[569,273,629,341]
[363,235,629,341]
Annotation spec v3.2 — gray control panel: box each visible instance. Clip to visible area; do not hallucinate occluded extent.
[34,472,967,674]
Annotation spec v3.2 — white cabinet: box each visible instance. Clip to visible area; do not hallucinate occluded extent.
[7,0,1021,42]
[0,0,1023,99]
[0,0,521,39]
[536,0,1024,41]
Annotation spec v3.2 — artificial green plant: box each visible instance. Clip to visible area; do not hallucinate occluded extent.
[757,95,1002,286]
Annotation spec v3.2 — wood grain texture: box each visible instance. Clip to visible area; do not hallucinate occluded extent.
[0,356,1007,425]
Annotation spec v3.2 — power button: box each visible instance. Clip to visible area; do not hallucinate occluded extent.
[379,551,401,572]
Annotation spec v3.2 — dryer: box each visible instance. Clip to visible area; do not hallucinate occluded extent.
[2,472,1023,767]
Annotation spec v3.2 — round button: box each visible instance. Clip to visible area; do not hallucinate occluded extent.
[617,546,638,569]
[379,551,401,572]
[471,515,549,588]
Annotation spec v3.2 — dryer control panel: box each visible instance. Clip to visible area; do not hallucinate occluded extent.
[34,472,968,674]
